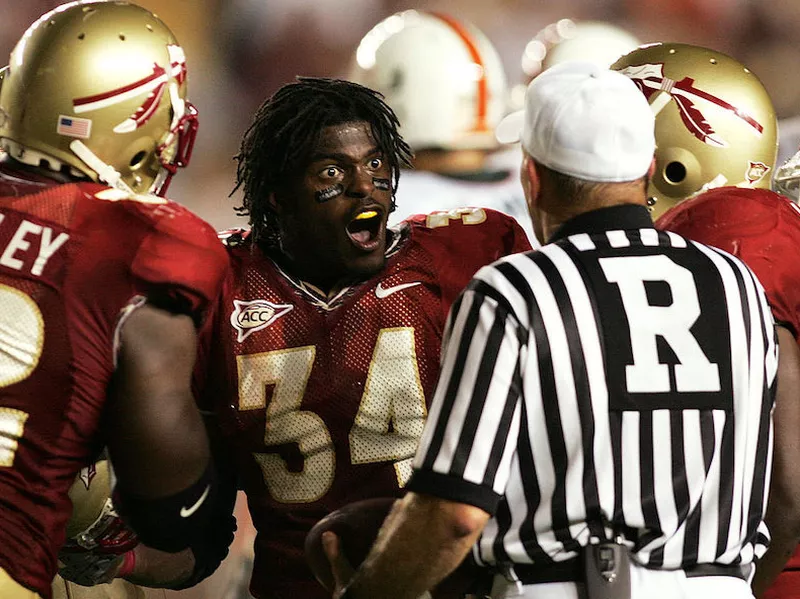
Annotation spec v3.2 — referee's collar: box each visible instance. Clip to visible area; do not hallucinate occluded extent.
[549,204,654,243]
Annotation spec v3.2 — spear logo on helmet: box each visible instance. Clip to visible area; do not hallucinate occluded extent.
[71,45,187,134]
[78,463,97,490]
[617,63,764,148]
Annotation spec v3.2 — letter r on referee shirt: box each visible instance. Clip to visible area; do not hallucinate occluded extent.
[600,255,721,394]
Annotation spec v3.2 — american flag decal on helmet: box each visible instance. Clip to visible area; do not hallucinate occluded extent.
[617,63,764,148]
[56,115,92,139]
[71,44,187,134]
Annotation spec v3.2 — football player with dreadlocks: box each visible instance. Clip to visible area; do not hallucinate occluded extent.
[348,10,536,244]
[195,76,531,599]
[0,2,235,598]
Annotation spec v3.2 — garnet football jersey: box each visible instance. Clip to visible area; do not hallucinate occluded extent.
[657,187,800,340]
[198,208,531,599]
[0,162,229,599]
[657,186,800,599]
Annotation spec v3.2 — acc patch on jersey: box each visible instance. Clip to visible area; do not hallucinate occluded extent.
[230,299,293,342]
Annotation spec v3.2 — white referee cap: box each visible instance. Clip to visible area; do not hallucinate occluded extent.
[496,61,655,182]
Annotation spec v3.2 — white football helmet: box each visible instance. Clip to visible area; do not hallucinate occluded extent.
[511,20,640,110]
[522,19,641,80]
[348,10,508,152]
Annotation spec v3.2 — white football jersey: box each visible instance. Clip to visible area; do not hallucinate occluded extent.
[391,151,537,246]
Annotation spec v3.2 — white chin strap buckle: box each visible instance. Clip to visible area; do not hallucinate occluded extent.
[69,140,135,195]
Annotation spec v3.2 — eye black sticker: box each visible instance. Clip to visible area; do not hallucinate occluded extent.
[315,184,344,203]
[372,177,391,191]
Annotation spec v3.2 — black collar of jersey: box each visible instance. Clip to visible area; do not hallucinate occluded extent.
[549,203,654,243]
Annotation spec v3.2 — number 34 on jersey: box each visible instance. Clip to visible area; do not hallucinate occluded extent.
[237,327,427,504]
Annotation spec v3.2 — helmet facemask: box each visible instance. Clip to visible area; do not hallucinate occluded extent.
[152,83,199,196]
[773,148,800,203]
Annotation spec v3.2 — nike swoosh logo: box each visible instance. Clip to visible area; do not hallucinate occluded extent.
[375,281,422,299]
[180,485,210,518]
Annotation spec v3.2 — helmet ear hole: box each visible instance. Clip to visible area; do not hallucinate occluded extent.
[613,42,778,221]
[664,161,687,184]
[129,151,147,168]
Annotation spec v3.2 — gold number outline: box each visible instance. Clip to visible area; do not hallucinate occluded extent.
[0,284,43,467]
[237,328,427,503]
[425,207,487,229]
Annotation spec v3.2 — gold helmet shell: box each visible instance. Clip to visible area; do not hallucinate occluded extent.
[612,43,778,219]
[0,0,198,196]
[66,459,114,539]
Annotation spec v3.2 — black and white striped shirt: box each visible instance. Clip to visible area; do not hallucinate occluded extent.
[406,205,778,571]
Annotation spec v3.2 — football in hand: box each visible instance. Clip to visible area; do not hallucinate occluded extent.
[305,497,396,591]
[304,497,489,599]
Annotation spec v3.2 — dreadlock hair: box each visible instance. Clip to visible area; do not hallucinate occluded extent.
[233,77,414,247]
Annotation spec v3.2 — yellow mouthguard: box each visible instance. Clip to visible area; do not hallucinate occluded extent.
[354,210,378,220]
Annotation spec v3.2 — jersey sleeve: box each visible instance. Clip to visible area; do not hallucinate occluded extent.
[130,202,230,324]
[406,271,525,514]
[728,239,800,339]
[657,188,800,340]
[410,207,533,317]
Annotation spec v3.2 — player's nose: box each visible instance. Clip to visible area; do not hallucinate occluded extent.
[345,168,373,199]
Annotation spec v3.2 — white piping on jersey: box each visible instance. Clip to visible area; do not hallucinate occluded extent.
[112,295,147,368]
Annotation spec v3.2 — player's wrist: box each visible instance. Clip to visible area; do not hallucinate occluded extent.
[336,582,354,599]
[116,550,136,578]
[336,577,367,599]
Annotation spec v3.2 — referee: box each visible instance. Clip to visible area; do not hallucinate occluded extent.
[324,62,782,599]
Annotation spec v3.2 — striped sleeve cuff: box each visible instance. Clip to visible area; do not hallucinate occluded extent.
[405,469,502,515]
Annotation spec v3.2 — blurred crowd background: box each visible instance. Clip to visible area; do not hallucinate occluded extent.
[2,0,800,231]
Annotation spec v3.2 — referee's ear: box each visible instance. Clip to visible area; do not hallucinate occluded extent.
[521,152,541,213]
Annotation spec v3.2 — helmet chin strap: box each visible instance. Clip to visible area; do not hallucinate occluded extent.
[69,140,136,195]
[692,173,728,198]
[152,168,169,195]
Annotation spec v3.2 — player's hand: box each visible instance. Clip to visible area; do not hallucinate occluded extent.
[322,531,356,599]
[58,549,127,586]
[58,499,139,586]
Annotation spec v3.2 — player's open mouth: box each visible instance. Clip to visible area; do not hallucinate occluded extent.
[346,208,383,252]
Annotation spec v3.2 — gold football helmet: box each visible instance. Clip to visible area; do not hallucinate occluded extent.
[0,0,197,196]
[612,43,778,219]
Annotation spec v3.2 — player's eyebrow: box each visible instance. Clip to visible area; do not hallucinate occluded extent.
[309,147,382,163]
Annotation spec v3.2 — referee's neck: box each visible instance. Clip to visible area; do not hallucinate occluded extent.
[535,178,649,244]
